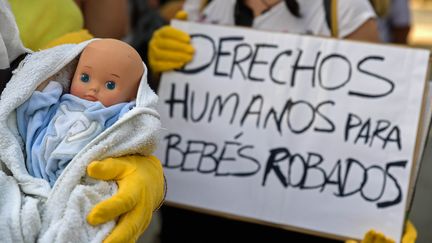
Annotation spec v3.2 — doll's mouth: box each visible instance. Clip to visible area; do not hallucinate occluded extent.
[84,95,97,101]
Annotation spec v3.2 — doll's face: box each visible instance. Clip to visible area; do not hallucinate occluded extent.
[70,39,143,107]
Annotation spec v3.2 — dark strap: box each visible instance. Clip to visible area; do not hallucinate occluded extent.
[323,0,332,35]
[234,0,301,27]
[234,0,254,27]
[0,69,11,94]
[0,53,28,94]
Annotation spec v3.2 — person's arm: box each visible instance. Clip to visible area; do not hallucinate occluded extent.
[74,0,129,39]
[388,0,411,44]
[345,18,381,43]
[390,26,410,44]
[338,0,381,43]
[86,155,165,243]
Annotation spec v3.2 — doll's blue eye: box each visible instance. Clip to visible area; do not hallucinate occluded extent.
[105,81,116,90]
[80,73,90,82]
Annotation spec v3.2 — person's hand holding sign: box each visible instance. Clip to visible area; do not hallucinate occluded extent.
[346,221,417,243]
[148,11,195,73]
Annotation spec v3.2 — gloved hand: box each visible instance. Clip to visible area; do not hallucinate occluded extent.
[345,220,417,243]
[86,155,165,243]
[402,221,417,243]
[148,10,195,73]
[345,230,395,243]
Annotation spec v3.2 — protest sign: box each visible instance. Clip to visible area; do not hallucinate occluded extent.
[155,20,431,241]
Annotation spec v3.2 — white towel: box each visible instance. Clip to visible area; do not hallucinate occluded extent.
[0,0,28,70]
[0,39,161,242]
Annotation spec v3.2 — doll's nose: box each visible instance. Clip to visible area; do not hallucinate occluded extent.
[88,84,99,92]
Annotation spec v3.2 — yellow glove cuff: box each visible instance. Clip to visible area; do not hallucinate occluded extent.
[402,220,417,243]
[138,155,166,210]
[174,10,188,20]
[345,220,417,243]
[43,29,93,49]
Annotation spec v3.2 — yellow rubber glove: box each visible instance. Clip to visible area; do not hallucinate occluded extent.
[402,221,417,243]
[43,29,93,49]
[345,220,417,243]
[148,10,194,73]
[86,155,165,243]
[345,230,396,243]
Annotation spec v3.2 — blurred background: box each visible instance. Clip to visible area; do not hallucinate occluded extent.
[408,1,432,243]
[410,0,432,50]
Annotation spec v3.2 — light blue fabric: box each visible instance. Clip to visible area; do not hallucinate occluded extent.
[17,81,134,186]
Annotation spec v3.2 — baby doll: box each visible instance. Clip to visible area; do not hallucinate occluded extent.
[17,38,144,186]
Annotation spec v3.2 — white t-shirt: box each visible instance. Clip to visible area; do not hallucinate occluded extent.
[183,0,376,38]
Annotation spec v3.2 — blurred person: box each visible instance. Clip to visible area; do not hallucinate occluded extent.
[375,0,412,43]
[148,0,381,78]
[9,0,129,51]
[128,0,166,91]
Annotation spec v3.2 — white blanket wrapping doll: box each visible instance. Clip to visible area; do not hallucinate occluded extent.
[0,37,161,243]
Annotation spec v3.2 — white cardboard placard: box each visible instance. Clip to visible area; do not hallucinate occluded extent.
[155,20,431,242]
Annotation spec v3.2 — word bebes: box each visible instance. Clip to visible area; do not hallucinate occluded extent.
[163,133,406,208]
